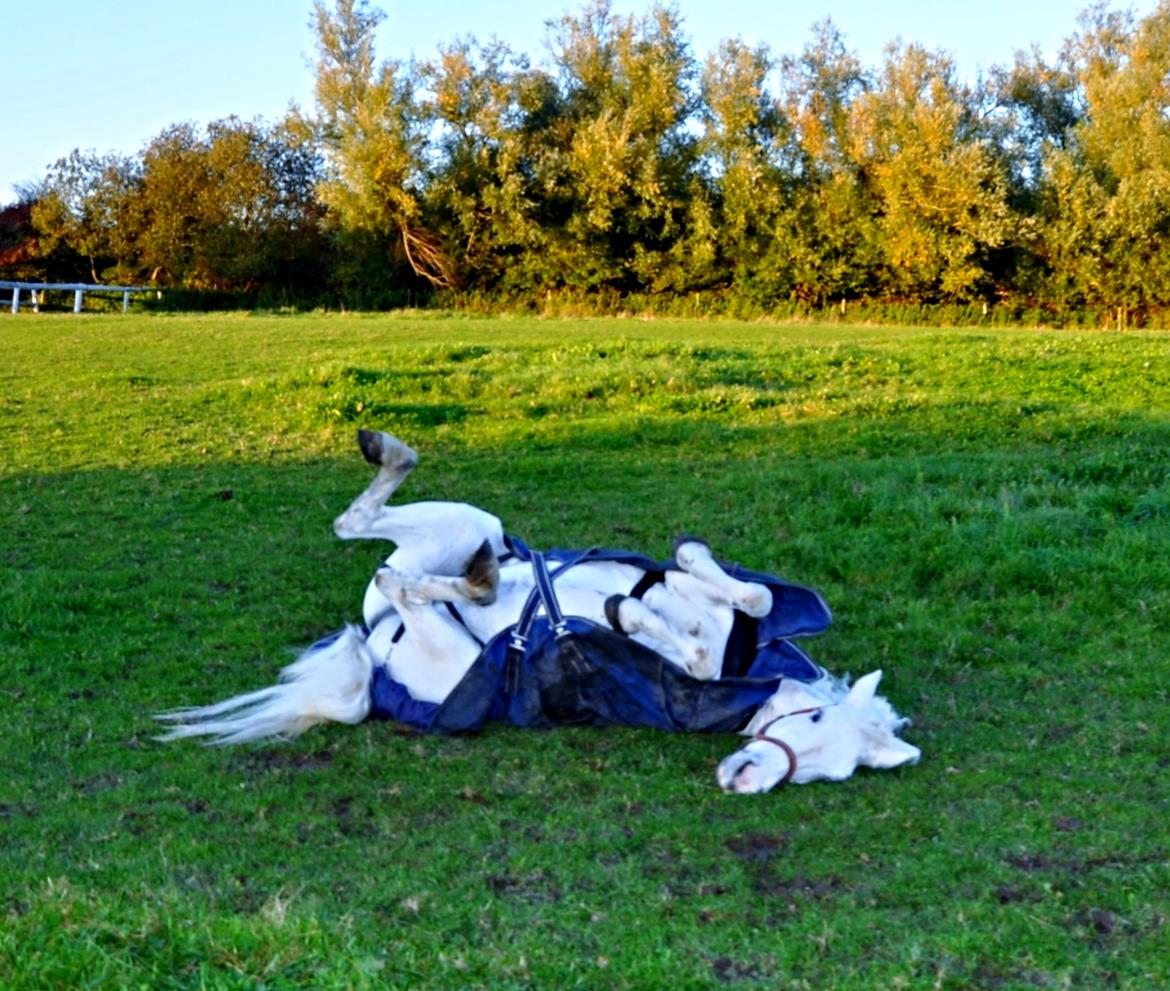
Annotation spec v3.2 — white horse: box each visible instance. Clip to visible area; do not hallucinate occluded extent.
[717,670,921,792]
[157,430,921,793]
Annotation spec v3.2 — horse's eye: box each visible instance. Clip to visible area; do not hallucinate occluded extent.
[811,711,823,723]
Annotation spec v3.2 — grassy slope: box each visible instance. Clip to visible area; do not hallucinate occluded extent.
[1,312,1168,989]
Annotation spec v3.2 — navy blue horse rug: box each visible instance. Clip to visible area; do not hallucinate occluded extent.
[368,540,832,735]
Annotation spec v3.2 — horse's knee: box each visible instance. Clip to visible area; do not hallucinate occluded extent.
[684,645,717,680]
[736,583,772,619]
[374,568,412,608]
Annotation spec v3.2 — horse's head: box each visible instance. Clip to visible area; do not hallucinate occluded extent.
[716,670,921,794]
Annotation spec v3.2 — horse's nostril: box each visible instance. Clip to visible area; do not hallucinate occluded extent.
[734,767,757,792]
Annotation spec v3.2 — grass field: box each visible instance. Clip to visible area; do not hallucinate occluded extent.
[1,312,1168,989]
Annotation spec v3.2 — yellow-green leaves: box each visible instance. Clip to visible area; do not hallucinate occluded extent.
[848,44,1011,301]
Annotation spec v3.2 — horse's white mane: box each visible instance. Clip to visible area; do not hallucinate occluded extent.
[743,671,910,738]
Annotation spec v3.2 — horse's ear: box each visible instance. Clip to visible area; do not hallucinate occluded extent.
[845,670,883,708]
[865,736,921,770]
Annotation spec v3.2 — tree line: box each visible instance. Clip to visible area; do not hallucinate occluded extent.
[3,0,1170,325]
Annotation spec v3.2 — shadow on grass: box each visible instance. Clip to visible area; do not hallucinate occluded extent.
[2,417,1169,989]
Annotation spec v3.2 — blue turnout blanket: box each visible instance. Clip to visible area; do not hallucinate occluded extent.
[368,537,831,734]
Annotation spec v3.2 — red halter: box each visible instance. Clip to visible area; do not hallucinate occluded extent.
[750,705,829,787]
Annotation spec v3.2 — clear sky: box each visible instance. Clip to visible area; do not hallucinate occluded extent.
[1,1,1154,204]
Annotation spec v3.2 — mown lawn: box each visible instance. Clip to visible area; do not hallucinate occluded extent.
[1,312,1168,989]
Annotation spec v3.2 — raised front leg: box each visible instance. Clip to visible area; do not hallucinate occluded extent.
[604,594,721,679]
[673,538,772,618]
[373,541,500,607]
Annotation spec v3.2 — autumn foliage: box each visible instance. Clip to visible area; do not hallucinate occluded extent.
[6,0,1170,324]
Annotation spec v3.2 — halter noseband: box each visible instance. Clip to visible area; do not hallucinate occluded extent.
[750,704,829,787]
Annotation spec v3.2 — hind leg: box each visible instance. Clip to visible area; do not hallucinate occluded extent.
[674,538,772,618]
[643,575,734,667]
[333,430,419,540]
[333,429,506,575]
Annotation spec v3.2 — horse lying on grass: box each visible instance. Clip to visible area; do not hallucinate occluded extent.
[158,430,921,794]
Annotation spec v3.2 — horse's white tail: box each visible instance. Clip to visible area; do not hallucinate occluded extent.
[155,625,374,744]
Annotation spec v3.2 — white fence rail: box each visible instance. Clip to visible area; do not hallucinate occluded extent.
[1,281,157,314]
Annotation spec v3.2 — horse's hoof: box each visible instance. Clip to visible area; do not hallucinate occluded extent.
[358,429,418,473]
[463,540,499,605]
[673,534,711,557]
[356,428,383,464]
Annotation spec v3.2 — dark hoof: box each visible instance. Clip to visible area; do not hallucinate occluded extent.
[673,534,711,555]
[357,429,384,466]
[604,594,628,634]
[464,539,500,605]
[357,429,418,472]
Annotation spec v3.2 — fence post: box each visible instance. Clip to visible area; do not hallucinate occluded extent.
[10,287,19,314]
[73,290,83,313]
[122,290,130,313]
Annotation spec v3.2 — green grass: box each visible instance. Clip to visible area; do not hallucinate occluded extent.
[1,312,1168,989]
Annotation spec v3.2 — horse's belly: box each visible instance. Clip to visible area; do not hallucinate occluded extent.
[556,561,646,596]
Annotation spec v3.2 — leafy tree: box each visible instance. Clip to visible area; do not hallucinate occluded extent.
[1039,3,1170,323]
[419,39,543,291]
[695,39,784,296]
[130,118,324,292]
[132,123,214,285]
[848,43,1012,301]
[529,0,700,292]
[0,187,44,281]
[304,0,445,287]
[27,120,322,294]
[773,21,880,305]
[992,49,1082,205]
[30,150,140,283]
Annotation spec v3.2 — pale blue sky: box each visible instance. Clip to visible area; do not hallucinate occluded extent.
[2,1,1154,204]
